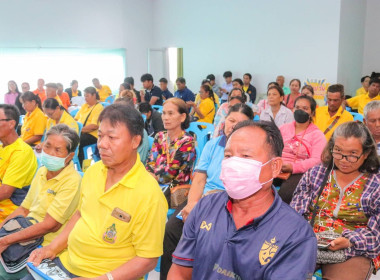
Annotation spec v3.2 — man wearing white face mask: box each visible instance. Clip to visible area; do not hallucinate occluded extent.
[168,120,317,280]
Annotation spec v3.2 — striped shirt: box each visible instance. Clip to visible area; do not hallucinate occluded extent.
[290,164,380,259]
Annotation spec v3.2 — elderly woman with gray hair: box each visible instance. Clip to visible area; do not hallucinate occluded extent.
[0,124,82,279]
[291,122,380,280]
[364,100,380,155]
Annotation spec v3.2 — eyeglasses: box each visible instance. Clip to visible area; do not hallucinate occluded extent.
[0,119,11,122]
[331,150,363,163]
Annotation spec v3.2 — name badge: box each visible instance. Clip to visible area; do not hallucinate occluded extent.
[111,207,131,223]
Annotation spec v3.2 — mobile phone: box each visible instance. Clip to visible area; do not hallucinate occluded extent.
[317,239,331,250]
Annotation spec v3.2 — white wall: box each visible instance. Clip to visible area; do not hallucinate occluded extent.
[362,0,380,77]
[337,0,367,96]
[152,0,342,96]
[0,0,153,90]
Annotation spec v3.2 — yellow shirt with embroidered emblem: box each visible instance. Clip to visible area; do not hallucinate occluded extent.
[97,85,112,102]
[59,156,167,278]
[346,93,380,114]
[195,97,216,124]
[46,110,79,134]
[74,103,103,138]
[315,106,354,140]
[21,161,81,246]
[21,107,47,144]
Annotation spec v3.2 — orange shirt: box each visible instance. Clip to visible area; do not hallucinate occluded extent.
[58,92,71,109]
[33,89,46,103]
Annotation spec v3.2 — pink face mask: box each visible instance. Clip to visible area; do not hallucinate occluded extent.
[220,156,273,200]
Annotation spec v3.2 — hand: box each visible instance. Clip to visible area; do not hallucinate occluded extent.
[0,238,9,254]
[220,88,227,93]
[182,201,197,222]
[140,90,145,97]
[329,237,351,251]
[281,163,293,173]
[186,101,195,107]
[35,143,42,153]
[28,246,57,266]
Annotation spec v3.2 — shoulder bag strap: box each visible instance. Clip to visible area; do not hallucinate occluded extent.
[323,116,341,135]
[83,103,99,126]
[309,164,333,227]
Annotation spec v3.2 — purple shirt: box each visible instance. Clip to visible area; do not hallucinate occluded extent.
[4,92,19,105]
[220,82,233,101]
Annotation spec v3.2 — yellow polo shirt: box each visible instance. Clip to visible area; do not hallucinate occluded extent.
[21,107,47,144]
[346,93,380,114]
[195,97,216,124]
[47,110,79,134]
[21,162,81,246]
[74,103,103,138]
[97,85,112,102]
[356,87,368,96]
[59,157,167,278]
[195,92,220,108]
[315,106,354,140]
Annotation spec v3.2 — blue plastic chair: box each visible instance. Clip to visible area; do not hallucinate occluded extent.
[350,112,364,122]
[186,122,214,155]
[19,115,25,125]
[152,105,163,113]
[70,108,79,118]
[148,136,154,150]
[105,95,115,104]
[253,115,260,121]
[345,106,352,112]
[101,102,110,107]
[72,122,83,171]
[83,143,100,161]
[313,268,322,280]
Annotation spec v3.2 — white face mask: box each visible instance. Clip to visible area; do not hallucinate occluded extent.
[220,156,273,200]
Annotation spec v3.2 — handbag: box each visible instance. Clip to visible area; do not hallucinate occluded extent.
[309,165,346,264]
[0,215,44,273]
[170,184,190,209]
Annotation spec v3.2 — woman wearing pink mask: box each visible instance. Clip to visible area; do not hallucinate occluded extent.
[160,103,254,279]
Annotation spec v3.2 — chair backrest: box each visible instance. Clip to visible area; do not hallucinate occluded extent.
[148,136,154,150]
[76,122,83,136]
[152,105,163,113]
[186,122,214,154]
[350,112,364,122]
[70,108,79,118]
[253,115,260,121]
[19,115,25,125]
[345,106,352,112]
[101,102,110,107]
[105,95,115,104]
[83,143,99,161]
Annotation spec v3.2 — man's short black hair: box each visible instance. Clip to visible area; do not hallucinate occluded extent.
[244,73,252,80]
[159,78,168,84]
[233,78,243,86]
[223,71,232,78]
[98,103,144,147]
[361,76,370,83]
[369,78,380,86]
[176,77,186,84]
[124,77,134,85]
[0,104,20,128]
[141,73,153,83]
[231,120,284,157]
[206,74,215,81]
[138,102,153,114]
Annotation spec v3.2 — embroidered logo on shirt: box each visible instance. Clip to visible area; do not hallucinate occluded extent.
[259,237,279,265]
[46,189,56,195]
[103,223,117,244]
[200,221,212,231]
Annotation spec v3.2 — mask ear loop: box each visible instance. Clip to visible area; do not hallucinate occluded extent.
[260,158,274,186]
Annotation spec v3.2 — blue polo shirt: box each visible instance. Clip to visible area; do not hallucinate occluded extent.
[173,190,317,280]
[145,85,163,105]
[162,89,173,100]
[174,87,195,102]
[194,135,226,194]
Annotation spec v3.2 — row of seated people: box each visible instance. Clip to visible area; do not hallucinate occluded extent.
[1,89,380,279]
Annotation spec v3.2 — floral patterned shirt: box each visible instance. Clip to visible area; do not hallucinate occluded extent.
[146,131,196,185]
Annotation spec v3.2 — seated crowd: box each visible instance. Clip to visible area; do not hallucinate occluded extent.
[0,72,379,280]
